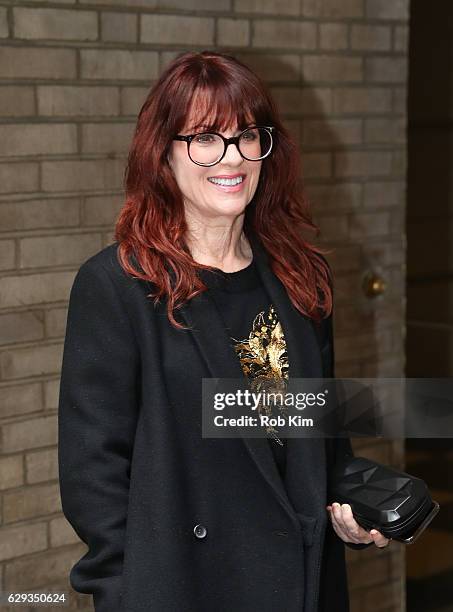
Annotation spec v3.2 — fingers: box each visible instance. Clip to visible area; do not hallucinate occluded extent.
[369,528,391,548]
[330,502,370,544]
[327,503,391,548]
[340,503,369,542]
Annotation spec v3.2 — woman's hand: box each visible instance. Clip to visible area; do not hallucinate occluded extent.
[326,502,391,548]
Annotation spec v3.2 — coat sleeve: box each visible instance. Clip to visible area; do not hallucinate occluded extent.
[320,260,374,551]
[58,259,141,611]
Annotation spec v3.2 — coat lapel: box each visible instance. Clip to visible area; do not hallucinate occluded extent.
[177,231,326,520]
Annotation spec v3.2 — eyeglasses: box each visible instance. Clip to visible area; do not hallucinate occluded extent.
[173,125,275,167]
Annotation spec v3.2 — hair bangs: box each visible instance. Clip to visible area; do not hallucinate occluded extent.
[183,81,264,135]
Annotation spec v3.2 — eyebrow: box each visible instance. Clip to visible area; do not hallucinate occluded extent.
[189,124,251,134]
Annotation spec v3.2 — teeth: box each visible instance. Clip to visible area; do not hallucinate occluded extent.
[208,176,244,186]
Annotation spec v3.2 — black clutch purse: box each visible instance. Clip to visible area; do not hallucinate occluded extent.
[328,455,440,544]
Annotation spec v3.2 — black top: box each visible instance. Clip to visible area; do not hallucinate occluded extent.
[199,257,288,480]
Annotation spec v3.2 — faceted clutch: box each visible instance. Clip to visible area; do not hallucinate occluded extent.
[328,455,440,544]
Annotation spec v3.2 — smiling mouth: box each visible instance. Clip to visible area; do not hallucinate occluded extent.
[207,175,245,186]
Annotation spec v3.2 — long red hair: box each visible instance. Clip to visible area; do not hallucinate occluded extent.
[114,50,333,330]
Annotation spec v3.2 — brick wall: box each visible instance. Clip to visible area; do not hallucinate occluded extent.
[0,1,409,610]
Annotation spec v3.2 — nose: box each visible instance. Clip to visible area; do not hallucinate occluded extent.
[221,140,243,166]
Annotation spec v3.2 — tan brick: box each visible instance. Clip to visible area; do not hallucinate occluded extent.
[391,148,406,177]
[335,151,392,178]
[141,14,214,45]
[365,0,409,20]
[336,299,403,337]
[302,0,363,18]
[306,182,362,213]
[357,440,393,464]
[0,270,75,308]
[0,455,24,490]
[271,87,333,116]
[394,25,409,52]
[364,118,406,144]
[321,244,362,273]
[45,307,68,339]
[1,342,63,380]
[235,53,300,82]
[303,56,363,83]
[0,87,35,116]
[20,233,102,270]
[388,549,405,586]
[0,197,80,232]
[13,7,97,41]
[44,379,60,411]
[0,239,15,271]
[217,18,250,47]
[0,7,8,38]
[81,49,158,80]
[336,328,393,360]
[0,124,77,156]
[315,213,349,239]
[0,163,39,194]
[319,23,348,50]
[300,88,333,115]
[362,579,403,610]
[41,158,126,192]
[103,230,116,246]
[101,11,137,43]
[159,50,183,72]
[302,152,332,179]
[361,237,405,265]
[302,119,362,147]
[0,523,47,562]
[333,87,392,114]
[253,20,316,50]
[348,588,362,612]
[349,555,390,590]
[26,448,58,484]
[161,0,228,7]
[0,47,76,79]
[0,383,42,419]
[335,361,361,378]
[3,482,61,522]
[82,193,124,226]
[234,0,299,14]
[270,87,302,116]
[49,516,80,547]
[282,119,301,147]
[38,85,120,117]
[82,0,156,5]
[365,57,408,83]
[81,122,135,154]
[4,544,86,590]
[2,415,57,454]
[120,86,149,116]
[351,25,391,51]
[0,311,44,346]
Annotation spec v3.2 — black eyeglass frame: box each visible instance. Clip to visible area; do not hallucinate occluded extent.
[173,125,275,167]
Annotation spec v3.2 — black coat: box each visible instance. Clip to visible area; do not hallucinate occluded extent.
[58,231,372,612]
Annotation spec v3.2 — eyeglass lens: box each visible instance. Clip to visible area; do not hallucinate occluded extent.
[189,127,272,165]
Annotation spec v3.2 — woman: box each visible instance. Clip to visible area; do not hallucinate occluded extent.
[58,51,390,612]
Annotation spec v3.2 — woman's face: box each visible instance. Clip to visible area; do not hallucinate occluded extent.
[167,118,262,221]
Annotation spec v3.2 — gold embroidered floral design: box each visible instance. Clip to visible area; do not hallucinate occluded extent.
[231,304,289,445]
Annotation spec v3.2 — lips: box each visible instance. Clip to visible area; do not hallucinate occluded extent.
[207,173,247,192]
[208,173,246,179]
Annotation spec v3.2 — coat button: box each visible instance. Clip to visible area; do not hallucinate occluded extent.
[193,524,207,539]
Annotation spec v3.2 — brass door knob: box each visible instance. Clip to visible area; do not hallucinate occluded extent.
[362,270,387,298]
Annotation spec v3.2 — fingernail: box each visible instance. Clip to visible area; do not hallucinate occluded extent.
[370,529,377,535]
